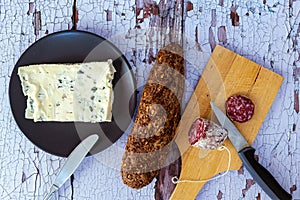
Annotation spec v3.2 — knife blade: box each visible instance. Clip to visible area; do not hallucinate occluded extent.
[43,134,99,200]
[210,102,292,200]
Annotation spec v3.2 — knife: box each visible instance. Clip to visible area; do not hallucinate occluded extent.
[210,102,292,200]
[43,134,99,200]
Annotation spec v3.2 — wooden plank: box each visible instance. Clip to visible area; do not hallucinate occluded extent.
[170,45,284,200]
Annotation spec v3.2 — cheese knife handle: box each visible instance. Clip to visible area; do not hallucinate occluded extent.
[238,147,292,200]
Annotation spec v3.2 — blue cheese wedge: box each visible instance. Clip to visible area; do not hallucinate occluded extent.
[18,61,115,123]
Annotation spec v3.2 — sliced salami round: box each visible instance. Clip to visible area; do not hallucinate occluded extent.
[225,95,255,123]
[188,118,228,150]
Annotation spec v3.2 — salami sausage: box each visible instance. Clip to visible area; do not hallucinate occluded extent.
[188,118,228,150]
[225,95,255,123]
[121,44,185,189]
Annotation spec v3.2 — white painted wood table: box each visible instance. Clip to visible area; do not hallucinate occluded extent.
[0,0,299,199]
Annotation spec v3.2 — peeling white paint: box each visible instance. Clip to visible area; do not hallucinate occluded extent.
[0,0,299,199]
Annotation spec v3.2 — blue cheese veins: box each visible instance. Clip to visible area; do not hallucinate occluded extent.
[18,61,116,123]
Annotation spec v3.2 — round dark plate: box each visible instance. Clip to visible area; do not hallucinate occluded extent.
[9,30,136,157]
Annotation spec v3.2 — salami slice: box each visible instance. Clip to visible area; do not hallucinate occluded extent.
[188,118,228,150]
[225,95,255,123]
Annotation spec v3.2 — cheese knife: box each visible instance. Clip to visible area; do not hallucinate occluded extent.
[43,134,99,200]
[210,102,292,200]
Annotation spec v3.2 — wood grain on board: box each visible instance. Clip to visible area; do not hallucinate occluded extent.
[170,45,284,199]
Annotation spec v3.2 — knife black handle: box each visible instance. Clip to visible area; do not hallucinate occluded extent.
[238,147,292,200]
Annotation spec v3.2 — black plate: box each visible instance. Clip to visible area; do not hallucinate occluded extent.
[9,30,136,157]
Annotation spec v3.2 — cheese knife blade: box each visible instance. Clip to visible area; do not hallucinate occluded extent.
[43,134,99,200]
[210,102,291,200]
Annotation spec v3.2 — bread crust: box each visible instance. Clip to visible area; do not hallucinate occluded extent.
[121,44,185,189]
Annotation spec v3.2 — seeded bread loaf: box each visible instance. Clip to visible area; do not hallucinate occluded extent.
[121,44,185,189]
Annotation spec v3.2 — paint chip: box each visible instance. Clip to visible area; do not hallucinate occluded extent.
[33,10,41,36]
[242,179,256,197]
[217,190,223,200]
[211,9,216,27]
[230,5,240,26]
[294,90,299,113]
[209,27,216,52]
[290,184,297,194]
[219,0,224,6]
[292,123,296,131]
[217,26,227,43]
[186,1,193,12]
[71,0,78,30]
[289,0,294,8]
[148,50,155,64]
[195,26,202,51]
[238,166,244,175]
[256,192,261,200]
[105,10,112,21]
[27,2,34,15]
[22,172,26,183]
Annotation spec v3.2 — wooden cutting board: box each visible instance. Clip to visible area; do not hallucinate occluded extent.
[170,45,284,199]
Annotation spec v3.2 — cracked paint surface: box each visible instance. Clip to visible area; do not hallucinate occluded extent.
[187,0,300,199]
[0,0,299,200]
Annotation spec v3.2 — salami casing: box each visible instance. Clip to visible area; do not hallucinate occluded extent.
[188,118,228,150]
